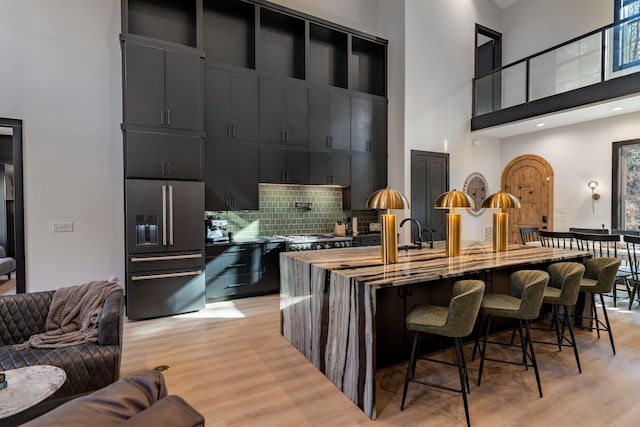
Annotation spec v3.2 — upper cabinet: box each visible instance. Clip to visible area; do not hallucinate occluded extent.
[259,78,308,146]
[308,23,348,89]
[203,0,255,69]
[123,42,203,132]
[351,95,387,154]
[125,0,197,48]
[259,8,305,80]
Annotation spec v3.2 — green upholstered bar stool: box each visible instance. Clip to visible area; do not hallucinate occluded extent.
[577,257,620,355]
[474,270,549,397]
[401,280,485,427]
[535,262,585,372]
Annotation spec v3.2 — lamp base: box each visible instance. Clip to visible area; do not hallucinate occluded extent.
[381,213,398,264]
[493,212,508,252]
[445,213,461,257]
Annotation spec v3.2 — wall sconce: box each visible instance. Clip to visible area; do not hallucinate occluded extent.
[366,187,410,264]
[587,180,600,213]
[434,189,474,257]
[482,191,521,252]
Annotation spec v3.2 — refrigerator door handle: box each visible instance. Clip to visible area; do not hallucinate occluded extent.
[168,185,174,246]
[131,270,202,281]
[162,185,167,246]
[130,253,203,262]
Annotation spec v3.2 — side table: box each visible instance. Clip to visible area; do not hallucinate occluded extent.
[0,365,67,419]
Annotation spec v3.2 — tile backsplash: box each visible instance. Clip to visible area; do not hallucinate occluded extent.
[206,184,379,238]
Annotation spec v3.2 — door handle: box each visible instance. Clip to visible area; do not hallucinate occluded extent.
[161,162,165,176]
[161,185,167,246]
[232,125,236,138]
[542,215,548,223]
[285,130,289,143]
[130,254,203,262]
[167,110,171,126]
[225,263,247,269]
[160,109,164,126]
[167,162,171,176]
[168,185,174,246]
[131,270,202,281]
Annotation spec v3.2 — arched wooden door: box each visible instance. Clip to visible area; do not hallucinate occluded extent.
[502,154,554,244]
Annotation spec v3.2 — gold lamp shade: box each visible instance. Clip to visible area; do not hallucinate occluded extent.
[482,191,521,252]
[366,187,409,264]
[366,187,410,210]
[434,189,474,257]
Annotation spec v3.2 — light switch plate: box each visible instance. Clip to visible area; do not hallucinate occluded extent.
[52,222,74,232]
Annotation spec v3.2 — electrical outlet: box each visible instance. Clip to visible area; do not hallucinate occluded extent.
[52,222,74,232]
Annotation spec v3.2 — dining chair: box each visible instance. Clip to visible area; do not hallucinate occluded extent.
[519,227,540,245]
[569,227,609,234]
[624,234,640,310]
[611,229,640,236]
[573,232,631,307]
[539,230,575,249]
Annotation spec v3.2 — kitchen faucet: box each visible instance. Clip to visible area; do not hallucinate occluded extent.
[421,228,435,249]
[399,218,422,248]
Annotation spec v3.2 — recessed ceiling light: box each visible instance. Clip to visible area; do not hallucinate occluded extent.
[611,106,623,111]
[536,123,545,127]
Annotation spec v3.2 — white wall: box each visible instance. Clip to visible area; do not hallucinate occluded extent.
[0,0,123,291]
[501,111,640,231]
[501,0,612,63]
[404,0,502,241]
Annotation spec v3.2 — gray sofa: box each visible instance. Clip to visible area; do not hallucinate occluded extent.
[0,244,16,278]
[22,369,205,427]
[0,288,124,397]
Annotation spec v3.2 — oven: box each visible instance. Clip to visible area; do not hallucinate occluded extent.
[274,234,353,251]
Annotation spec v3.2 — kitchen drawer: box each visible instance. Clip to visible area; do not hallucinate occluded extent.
[128,251,204,273]
[205,250,263,277]
[205,243,262,257]
[206,272,264,299]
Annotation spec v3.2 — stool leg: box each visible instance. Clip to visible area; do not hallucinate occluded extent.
[401,331,420,410]
[563,304,582,373]
[454,337,471,427]
[524,320,543,398]
[551,305,562,352]
[517,319,527,369]
[591,293,600,339]
[598,293,616,355]
[628,280,638,311]
[477,316,491,387]
[471,312,485,362]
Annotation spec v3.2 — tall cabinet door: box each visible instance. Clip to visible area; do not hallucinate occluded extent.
[285,82,308,146]
[330,91,350,150]
[259,147,287,183]
[371,98,388,154]
[165,135,202,180]
[259,78,286,144]
[230,73,259,140]
[204,68,231,139]
[350,96,371,152]
[124,44,165,128]
[309,86,331,148]
[125,130,166,179]
[125,179,167,254]
[165,50,203,132]
[168,181,204,252]
[350,154,370,209]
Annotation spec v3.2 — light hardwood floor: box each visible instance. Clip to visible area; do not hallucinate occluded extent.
[121,293,640,426]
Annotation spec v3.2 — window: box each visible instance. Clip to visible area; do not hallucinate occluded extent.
[614,0,640,71]
[613,139,640,230]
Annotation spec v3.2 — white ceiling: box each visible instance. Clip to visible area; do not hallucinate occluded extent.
[471,94,640,139]
[493,0,521,10]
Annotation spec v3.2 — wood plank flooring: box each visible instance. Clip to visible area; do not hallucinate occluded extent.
[121,294,640,426]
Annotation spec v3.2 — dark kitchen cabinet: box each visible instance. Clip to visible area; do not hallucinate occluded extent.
[309,87,350,151]
[348,153,387,210]
[259,78,308,146]
[124,42,202,132]
[309,152,350,186]
[351,95,387,154]
[125,130,202,180]
[259,147,308,184]
[125,0,197,48]
[205,243,265,300]
[204,68,259,141]
[205,140,259,211]
[264,241,285,292]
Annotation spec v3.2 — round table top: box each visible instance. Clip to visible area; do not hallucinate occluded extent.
[0,365,67,419]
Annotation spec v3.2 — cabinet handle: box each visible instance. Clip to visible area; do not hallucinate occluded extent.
[167,110,171,126]
[281,131,285,143]
[161,162,165,176]
[285,171,290,183]
[330,136,333,148]
[130,254,203,262]
[367,141,371,151]
[232,125,236,138]
[167,162,172,176]
[168,185,174,246]
[162,185,167,246]
[285,131,289,143]
[225,263,247,269]
[225,283,248,289]
[160,109,164,126]
[326,136,330,148]
[131,270,202,281]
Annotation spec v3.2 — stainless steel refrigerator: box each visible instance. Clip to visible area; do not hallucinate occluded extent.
[125,179,205,320]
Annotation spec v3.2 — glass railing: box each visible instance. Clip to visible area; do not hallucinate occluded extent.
[473,16,640,117]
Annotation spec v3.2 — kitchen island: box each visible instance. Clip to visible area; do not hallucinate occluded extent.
[280,242,591,418]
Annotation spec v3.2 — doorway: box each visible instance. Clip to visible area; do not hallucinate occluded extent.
[474,24,502,116]
[410,151,449,242]
[0,118,25,294]
[502,154,554,243]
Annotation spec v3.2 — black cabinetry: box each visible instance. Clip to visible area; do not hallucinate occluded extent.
[309,87,350,151]
[126,0,197,48]
[259,147,308,184]
[309,152,350,186]
[205,141,259,211]
[124,41,203,132]
[204,68,259,141]
[351,96,387,154]
[348,153,387,209]
[124,130,202,180]
[259,78,308,146]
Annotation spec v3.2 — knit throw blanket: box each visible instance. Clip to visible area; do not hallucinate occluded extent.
[15,280,121,350]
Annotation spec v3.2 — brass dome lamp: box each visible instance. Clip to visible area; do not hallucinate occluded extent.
[434,189,474,257]
[482,191,521,252]
[366,187,410,264]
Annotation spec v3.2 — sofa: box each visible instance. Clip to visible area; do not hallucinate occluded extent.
[22,369,205,426]
[0,244,16,278]
[0,288,124,397]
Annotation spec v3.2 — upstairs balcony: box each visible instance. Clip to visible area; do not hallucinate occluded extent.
[472,17,640,135]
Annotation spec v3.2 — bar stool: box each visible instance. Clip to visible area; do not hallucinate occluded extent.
[401,280,485,427]
[474,270,549,397]
[577,257,620,355]
[534,262,585,373]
